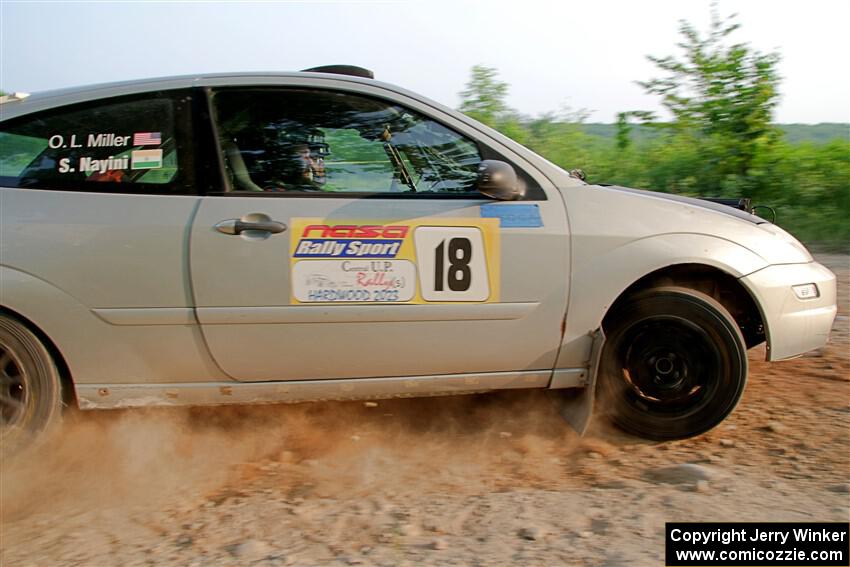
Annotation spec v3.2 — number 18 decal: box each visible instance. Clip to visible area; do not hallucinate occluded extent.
[414,226,490,301]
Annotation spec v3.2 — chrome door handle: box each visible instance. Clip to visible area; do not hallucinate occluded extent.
[214,219,287,235]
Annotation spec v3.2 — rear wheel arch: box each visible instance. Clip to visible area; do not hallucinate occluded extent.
[0,306,76,407]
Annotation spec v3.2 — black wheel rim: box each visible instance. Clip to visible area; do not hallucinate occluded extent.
[0,342,29,428]
[616,315,721,417]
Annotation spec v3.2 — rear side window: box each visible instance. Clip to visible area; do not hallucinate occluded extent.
[0,92,192,194]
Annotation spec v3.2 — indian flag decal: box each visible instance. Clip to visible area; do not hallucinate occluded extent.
[131,149,163,170]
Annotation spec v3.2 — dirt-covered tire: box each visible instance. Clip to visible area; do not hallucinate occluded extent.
[599,286,747,440]
[0,315,63,453]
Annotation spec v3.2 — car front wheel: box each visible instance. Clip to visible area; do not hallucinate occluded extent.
[599,286,747,440]
[0,315,63,452]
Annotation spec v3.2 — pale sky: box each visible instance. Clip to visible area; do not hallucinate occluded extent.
[1,0,848,124]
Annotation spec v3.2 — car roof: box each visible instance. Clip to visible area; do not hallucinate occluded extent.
[0,71,418,121]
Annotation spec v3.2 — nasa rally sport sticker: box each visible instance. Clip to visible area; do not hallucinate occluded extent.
[290,218,500,304]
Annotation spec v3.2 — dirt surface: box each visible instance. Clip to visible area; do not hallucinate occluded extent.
[2,254,848,567]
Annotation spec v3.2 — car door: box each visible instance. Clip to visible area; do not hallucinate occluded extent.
[189,83,570,382]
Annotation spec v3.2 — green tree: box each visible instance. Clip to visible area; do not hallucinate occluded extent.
[458,65,510,127]
[615,112,631,151]
[614,111,656,151]
[638,6,781,198]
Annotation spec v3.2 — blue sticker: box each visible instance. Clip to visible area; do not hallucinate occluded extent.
[480,204,543,228]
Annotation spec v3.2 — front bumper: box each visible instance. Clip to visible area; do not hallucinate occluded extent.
[740,261,837,361]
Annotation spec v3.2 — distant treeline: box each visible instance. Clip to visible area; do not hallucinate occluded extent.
[509,121,850,246]
[579,123,849,145]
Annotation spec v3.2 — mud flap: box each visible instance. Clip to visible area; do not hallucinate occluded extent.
[548,329,605,436]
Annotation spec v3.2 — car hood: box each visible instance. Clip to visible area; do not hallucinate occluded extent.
[603,185,768,225]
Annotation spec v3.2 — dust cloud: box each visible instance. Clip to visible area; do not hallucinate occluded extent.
[1,390,614,523]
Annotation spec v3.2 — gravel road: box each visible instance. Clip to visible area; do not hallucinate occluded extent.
[2,254,847,567]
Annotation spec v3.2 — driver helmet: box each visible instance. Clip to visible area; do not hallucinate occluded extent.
[283,128,329,186]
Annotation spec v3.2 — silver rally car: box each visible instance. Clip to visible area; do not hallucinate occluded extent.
[0,66,837,447]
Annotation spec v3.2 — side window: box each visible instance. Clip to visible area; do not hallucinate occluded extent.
[0,92,191,194]
[212,88,482,195]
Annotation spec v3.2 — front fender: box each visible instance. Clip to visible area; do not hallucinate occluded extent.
[555,233,768,368]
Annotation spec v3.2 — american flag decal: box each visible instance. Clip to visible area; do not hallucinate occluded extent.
[133,132,161,146]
